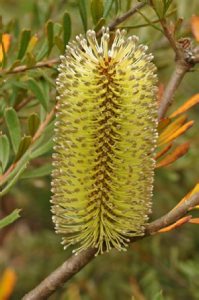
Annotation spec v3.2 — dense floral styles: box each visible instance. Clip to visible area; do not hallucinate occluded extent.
[51,27,158,255]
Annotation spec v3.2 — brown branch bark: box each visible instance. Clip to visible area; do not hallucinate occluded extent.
[158,62,190,120]
[0,58,59,76]
[157,16,198,120]
[22,193,199,300]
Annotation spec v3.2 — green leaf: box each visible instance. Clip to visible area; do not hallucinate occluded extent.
[36,39,48,61]
[21,163,52,179]
[17,29,31,60]
[0,209,21,229]
[94,18,106,32]
[15,136,32,162]
[31,139,53,158]
[28,114,40,137]
[103,0,114,17]
[78,0,88,32]
[54,36,64,53]
[0,135,10,172]
[0,157,29,196]
[30,120,54,155]
[5,108,21,154]
[63,12,71,48]
[46,20,54,55]
[154,290,165,300]
[27,78,48,110]
[136,9,163,32]
[54,22,62,35]
[25,52,36,67]
[54,36,65,53]
[114,0,121,14]
[151,0,170,18]
[91,0,104,25]
[164,0,173,13]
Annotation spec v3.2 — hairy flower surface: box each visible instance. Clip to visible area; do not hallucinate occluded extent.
[51,28,158,255]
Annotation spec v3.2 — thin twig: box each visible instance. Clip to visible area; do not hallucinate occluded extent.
[22,193,199,300]
[97,1,147,36]
[0,58,59,76]
[158,63,190,120]
[159,18,179,55]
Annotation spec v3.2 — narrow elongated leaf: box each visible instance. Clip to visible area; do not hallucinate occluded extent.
[0,209,21,229]
[0,149,30,188]
[30,120,54,154]
[170,93,199,118]
[36,39,48,60]
[103,0,114,17]
[25,52,36,67]
[31,139,53,158]
[17,29,31,59]
[158,115,188,144]
[91,0,104,25]
[154,291,165,300]
[0,135,10,172]
[15,136,32,162]
[22,163,52,179]
[156,142,189,168]
[155,143,172,160]
[63,12,71,48]
[158,216,192,233]
[94,18,106,32]
[159,121,194,146]
[27,79,47,110]
[5,108,21,154]
[189,218,199,224]
[78,0,88,32]
[46,20,54,55]
[26,34,38,53]
[158,118,171,133]
[0,161,28,196]
[151,0,165,18]
[40,79,50,105]
[28,113,40,137]
[54,36,64,53]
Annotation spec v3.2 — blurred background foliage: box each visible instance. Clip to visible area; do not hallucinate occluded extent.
[0,0,199,299]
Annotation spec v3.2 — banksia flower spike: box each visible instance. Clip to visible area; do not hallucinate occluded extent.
[51,27,158,255]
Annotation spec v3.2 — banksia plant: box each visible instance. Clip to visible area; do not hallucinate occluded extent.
[51,27,158,255]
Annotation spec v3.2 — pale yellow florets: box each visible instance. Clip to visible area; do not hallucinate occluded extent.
[51,27,158,255]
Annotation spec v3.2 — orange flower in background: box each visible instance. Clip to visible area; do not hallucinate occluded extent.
[156,93,199,168]
[0,33,11,63]
[0,268,17,300]
[191,15,199,42]
[170,93,199,118]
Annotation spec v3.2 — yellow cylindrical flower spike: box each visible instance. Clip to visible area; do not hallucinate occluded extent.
[51,28,158,255]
